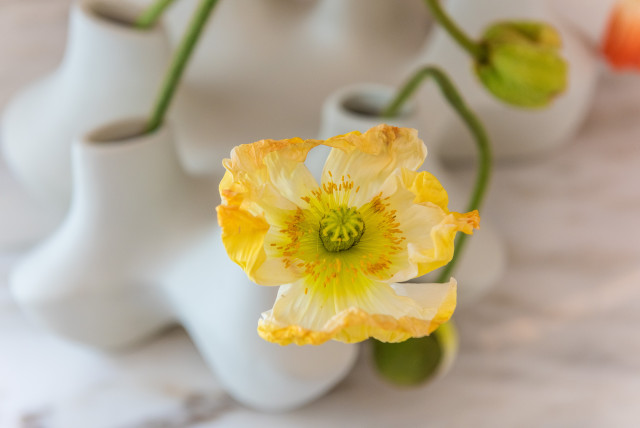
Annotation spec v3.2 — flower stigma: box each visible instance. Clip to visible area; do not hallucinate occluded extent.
[319,206,365,252]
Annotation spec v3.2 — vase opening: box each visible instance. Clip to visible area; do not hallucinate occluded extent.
[86,120,153,145]
[84,0,147,29]
[340,90,414,119]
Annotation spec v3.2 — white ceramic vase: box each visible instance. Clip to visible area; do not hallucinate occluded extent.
[1,0,171,218]
[550,0,618,46]
[159,0,432,175]
[317,84,506,305]
[10,119,357,411]
[162,225,357,412]
[411,0,600,161]
[9,120,202,349]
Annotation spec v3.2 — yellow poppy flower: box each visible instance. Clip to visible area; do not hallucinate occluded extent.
[217,125,479,346]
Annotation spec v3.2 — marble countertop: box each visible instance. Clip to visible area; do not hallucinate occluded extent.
[2,1,640,427]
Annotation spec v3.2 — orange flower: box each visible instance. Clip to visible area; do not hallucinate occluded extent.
[602,0,640,70]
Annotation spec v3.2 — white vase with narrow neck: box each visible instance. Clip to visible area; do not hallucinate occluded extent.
[412,0,599,162]
[318,84,506,304]
[9,121,201,349]
[1,0,170,219]
[10,119,357,411]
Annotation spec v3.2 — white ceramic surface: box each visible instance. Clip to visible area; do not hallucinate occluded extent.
[410,0,600,161]
[9,118,357,411]
[9,121,196,349]
[1,0,170,217]
[163,228,358,412]
[318,84,506,305]
[157,0,432,175]
[550,0,618,46]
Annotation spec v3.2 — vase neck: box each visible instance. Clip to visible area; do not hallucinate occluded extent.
[70,122,190,217]
[320,84,425,138]
[59,1,169,80]
[310,0,430,44]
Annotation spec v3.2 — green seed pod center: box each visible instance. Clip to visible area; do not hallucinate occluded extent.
[319,206,365,252]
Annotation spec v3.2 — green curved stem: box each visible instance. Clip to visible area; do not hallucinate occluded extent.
[374,66,492,387]
[384,65,492,282]
[424,0,483,59]
[135,0,176,29]
[145,0,219,134]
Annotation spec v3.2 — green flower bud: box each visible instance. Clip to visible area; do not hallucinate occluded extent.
[475,21,568,108]
[373,321,458,386]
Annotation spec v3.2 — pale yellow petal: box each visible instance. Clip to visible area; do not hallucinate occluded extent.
[400,168,449,212]
[258,277,457,345]
[390,279,457,328]
[218,137,320,285]
[216,205,269,282]
[365,172,476,283]
[220,137,319,212]
[263,150,318,208]
[226,137,316,177]
[216,203,304,286]
[322,125,427,205]
[409,210,480,277]
[378,170,480,279]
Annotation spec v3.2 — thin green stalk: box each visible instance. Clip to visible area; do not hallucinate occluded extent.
[135,0,176,29]
[375,66,492,386]
[384,66,491,282]
[424,0,484,59]
[146,0,219,134]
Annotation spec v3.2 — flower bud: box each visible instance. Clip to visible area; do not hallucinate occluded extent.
[475,21,568,108]
[373,322,458,386]
[602,0,640,70]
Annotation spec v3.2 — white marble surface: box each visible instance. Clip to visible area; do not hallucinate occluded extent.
[2,1,640,427]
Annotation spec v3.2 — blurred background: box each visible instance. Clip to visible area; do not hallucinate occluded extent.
[1,0,640,427]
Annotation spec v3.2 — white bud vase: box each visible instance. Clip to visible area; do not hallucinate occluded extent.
[412,0,599,161]
[1,0,170,218]
[10,121,197,348]
[10,119,357,411]
[318,84,506,304]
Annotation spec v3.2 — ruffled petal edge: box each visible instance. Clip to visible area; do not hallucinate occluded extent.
[258,279,457,346]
